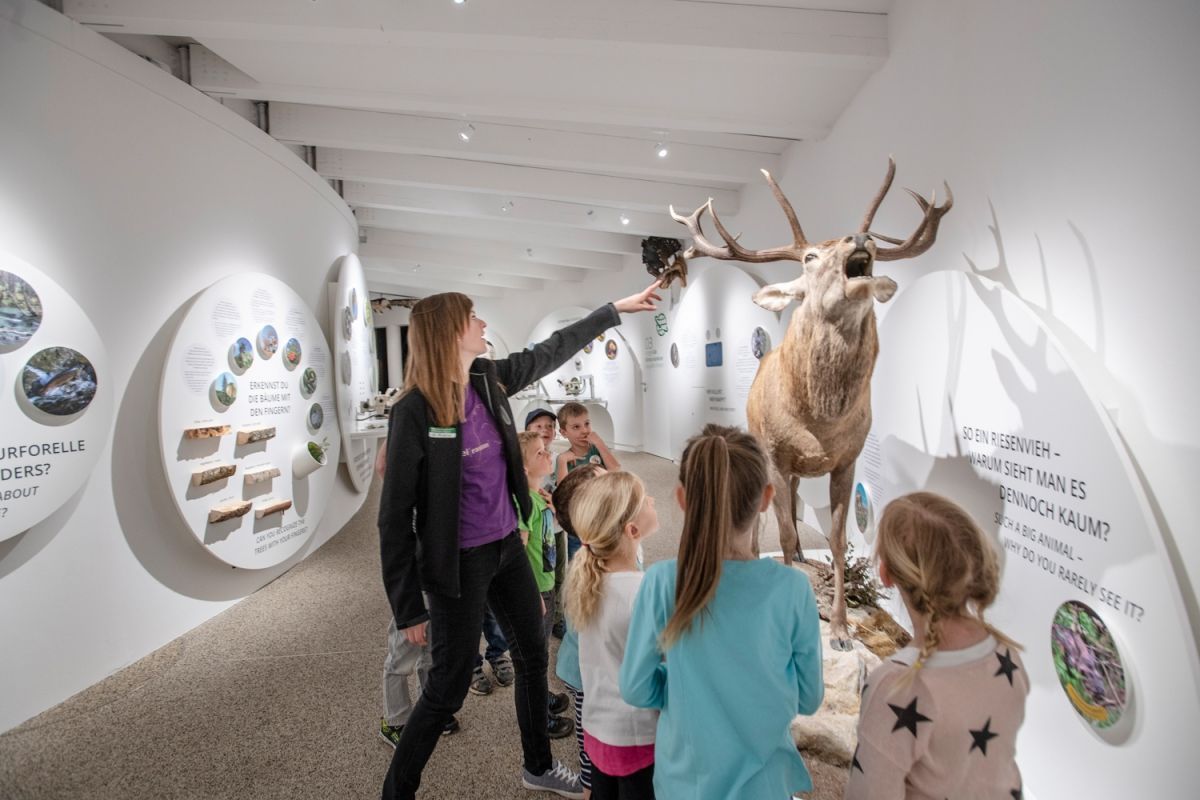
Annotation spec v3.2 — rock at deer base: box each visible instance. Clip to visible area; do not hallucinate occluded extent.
[671,158,952,650]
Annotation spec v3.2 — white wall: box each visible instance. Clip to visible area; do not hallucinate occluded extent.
[0,1,362,731]
[479,0,1200,793]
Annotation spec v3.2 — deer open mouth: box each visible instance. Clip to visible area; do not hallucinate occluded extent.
[844,249,874,279]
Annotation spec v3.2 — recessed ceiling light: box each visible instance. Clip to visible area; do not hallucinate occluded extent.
[500,200,514,213]
[453,0,466,5]
[619,213,631,226]
[458,123,475,142]
[654,142,669,159]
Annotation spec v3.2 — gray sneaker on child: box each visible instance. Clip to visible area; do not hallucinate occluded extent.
[521,759,583,799]
[489,654,514,687]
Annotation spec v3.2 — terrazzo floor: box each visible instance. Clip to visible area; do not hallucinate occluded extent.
[0,450,845,799]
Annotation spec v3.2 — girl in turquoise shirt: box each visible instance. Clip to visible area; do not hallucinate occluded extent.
[619,424,824,799]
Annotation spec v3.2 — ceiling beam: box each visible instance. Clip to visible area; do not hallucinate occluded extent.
[359,228,622,272]
[319,149,739,214]
[183,44,862,140]
[363,259,543,291]
[344,182,689,238]
[270,103,778,184]
[355,208,644,255]
[363,268,507,299]
[63,1,887,58]
[358,242,587,283]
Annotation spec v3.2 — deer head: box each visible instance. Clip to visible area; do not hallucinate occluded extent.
[670,158,952,314]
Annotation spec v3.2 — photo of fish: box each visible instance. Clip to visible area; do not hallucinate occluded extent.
[284,338,302,369]
[0,270,43,353]
[308,402,324,430]
[21,347,97,416]
[213,372,238,408]
[300,367,318,397]
[257,325,279,359]
[229,337,254,371]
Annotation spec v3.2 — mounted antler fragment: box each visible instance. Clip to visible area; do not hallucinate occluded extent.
[671,158,952,650]
[641,236,689,288]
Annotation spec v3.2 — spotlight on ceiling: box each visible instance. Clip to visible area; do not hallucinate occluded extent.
[619,213,631,226]
[453,0,467,5]
[654,142,669,159]
[458,123,475,142]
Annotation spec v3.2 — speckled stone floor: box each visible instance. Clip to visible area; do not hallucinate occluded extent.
[0,450,845,799]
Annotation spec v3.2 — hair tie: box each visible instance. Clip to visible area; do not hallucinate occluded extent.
[580,542,592,552]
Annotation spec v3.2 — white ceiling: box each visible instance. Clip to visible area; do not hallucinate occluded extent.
[63,0,893,299]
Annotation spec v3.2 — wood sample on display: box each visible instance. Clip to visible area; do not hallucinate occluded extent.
[184,424,231,440]
[236,425,277,445]
[243,464,281,485]
[207,499,252,523]
[254,498,293,518]
[191,463,236,486]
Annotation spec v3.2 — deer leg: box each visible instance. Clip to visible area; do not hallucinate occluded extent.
[769,467,797,565]
[828,463,855,651]
[789,475,804,562]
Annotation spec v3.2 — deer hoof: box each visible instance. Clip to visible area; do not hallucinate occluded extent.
[830,637,854,652]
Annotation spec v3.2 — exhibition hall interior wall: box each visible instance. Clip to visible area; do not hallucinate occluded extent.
[0,3,361,731]
[477,2,1200,796]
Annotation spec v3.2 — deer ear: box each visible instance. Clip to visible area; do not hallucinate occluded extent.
[752,278,807,312]
[871,277,897,303]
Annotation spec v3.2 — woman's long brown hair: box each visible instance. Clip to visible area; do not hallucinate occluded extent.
[660,424,769,649]
[403,292,473,426]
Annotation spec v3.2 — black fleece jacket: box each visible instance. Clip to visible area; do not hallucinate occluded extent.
[379,303,621,629]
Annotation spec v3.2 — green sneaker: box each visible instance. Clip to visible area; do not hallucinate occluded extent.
[379,718,403,748]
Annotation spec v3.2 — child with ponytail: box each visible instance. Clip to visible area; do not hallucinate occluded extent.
[620,425,824,800]
[845,492,1029,800]
[565,471,660,799]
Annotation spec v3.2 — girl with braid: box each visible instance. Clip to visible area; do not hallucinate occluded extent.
[621,425,824,799]
[845,492,1029,800]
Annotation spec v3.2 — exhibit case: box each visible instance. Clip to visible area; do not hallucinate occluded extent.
[329,254,386,494]
[0,253,113,541]
[157,273,340,568]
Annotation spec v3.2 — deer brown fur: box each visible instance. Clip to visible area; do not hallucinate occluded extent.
[671,159,952,648]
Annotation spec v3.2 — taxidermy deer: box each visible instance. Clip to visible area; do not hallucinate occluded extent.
[671,159,952,649]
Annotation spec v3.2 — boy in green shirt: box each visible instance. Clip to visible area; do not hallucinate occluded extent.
[517,431,573,738]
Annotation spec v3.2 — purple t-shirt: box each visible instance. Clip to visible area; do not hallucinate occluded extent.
[458,385,517,548]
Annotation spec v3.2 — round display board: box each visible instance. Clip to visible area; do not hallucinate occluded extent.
[158,273,339,568]
[331,254,385,494]
[868,270,1199,795]
[0,254,113,540]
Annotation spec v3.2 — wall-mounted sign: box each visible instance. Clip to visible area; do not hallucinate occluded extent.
[0,255,113,541]
[158,272,338,568]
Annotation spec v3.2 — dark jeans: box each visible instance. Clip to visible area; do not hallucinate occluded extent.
[590,762,655,800]
[382,532,551,799]
[474,606,509,668]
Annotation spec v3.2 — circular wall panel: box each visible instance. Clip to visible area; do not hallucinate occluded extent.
[332,254,386,493]
[158,273,339,568]
[0,254,113,541]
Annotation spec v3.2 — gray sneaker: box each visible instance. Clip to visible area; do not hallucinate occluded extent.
[489,654,515,687]
[521,759,583,799]
[469,665,493,696]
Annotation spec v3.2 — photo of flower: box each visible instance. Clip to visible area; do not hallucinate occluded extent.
[605,339,618,360]
[257,325,279,359]
[284,338,302,369]
[1051,600,1128,729]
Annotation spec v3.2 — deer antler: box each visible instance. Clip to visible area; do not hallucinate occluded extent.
[860,157,954,262]
[669,170,811,263]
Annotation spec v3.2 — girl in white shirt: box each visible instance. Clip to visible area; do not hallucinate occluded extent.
[565,472,660,800]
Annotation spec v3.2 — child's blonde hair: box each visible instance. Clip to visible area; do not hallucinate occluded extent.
[875,491,1020,675]
[661,424,769,650]
[564,471,645,630]
[517,430,542,457]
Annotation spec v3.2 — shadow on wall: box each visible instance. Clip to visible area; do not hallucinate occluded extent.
[111,293,317,600]
[0,485,86,580]
[963,202,1198,639]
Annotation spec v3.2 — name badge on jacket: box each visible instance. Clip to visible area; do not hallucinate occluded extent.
[428,427,456,439]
